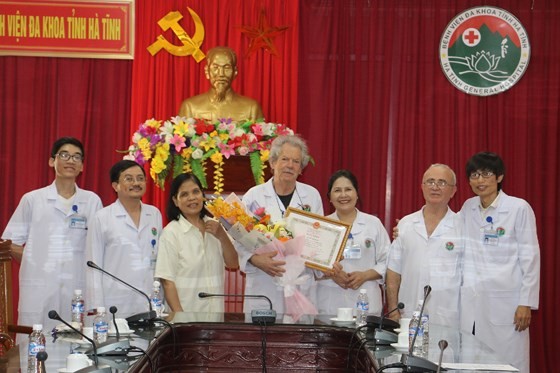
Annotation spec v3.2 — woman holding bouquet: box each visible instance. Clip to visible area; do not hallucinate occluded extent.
[318,170,390,316]
[154,173,238,313]
[238,135,324,317]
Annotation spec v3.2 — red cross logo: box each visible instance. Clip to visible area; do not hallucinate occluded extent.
[462,28,481,47]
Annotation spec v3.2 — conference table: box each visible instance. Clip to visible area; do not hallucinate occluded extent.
[2,312,517,372]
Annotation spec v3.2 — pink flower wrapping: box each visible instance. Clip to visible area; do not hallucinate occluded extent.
[255,236,318,322]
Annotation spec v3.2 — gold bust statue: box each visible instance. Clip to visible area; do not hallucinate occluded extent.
[179,46,264,122]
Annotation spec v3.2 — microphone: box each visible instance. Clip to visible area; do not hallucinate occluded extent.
[87,261,156,325]
[400,285,444,372]
[109,306,120,340]
[198,292,276,324]
[371,302,404,345]
[436,340,448,373]
[48,311,114,372]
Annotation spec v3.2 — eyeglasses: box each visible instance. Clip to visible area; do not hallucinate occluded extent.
[423,179,454,188]
[469,171,494,179]
[56,152,83,163]
[121,175,146,184]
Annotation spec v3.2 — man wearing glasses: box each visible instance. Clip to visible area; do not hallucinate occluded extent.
[460,152,540,373]
[2,137,102,338]
[386,164,463,327]
[85,160,162,318]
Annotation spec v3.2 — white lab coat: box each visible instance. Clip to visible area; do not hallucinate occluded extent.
[386,207,463,327]
[317,210,390,316]
[2,182,102,335]
[460,191,540,373]
[237,178,324,314]
[85,200,162,318]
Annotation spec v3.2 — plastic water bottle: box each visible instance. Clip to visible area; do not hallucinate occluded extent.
[27,324,46,373]
[150,280,163,317]
[355,288,369,327]
[71,289,85,331]
[93,307,109,344]
[408,300,426,357]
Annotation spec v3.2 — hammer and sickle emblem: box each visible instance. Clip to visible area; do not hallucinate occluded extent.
[147,7,206,62]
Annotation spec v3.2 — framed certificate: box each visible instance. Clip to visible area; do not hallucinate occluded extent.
[285,207,351,272]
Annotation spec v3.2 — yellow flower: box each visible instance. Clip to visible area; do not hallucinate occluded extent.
[219,133,229,142]
[254,224,269,234]
[146,119,162,130]
[151,156,166,174]
[155,143,170,161]
[181,147,193,158]
[199,137,216,151]
[260,149,270,162]
[173,120,189,136]
[206,199,254,230]
[210,152,223,164]
[138,138,152,160]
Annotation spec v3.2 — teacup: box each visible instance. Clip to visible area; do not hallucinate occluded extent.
[399,317,411,331]
[82,327,93,340]
[336,307,354,321]
[398,331,409,347]
[66,353,92,371]
[108,318,131,334]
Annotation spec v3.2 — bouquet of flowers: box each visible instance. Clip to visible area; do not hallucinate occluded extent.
[205,194,293,249]
[124,116,294,194]
[206,194,318,322]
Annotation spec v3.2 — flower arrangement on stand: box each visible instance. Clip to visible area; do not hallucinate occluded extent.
[124,116,294,194]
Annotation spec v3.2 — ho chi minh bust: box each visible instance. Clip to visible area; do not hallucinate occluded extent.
[179,46,264,122]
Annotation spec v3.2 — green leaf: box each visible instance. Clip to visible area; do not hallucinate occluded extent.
[191,158,208,188]
[172,154,184,178]
[201,148,218,161]
[250,151,264,185]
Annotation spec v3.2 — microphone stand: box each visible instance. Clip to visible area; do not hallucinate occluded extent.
[36,351,48,373]
[372,302,404,345]
[198,292,276,324]
[87,261,156,326]
[400,285,444,372]
[48,311,112,373]
[109,306,120,340]
[436,340,448,373]
[365,284,399,332]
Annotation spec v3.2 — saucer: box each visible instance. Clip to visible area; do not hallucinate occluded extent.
[108,329,134,337]
[330,317,355,326]
[57,336,92,347]
[390,343,409,352]
[58,367,91,373]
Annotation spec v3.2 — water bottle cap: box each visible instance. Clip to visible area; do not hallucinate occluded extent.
[153,280,160,288]
[359,288,367,294]
[74,289,82,295]
[97,306,106,313]
[33,324,42,331]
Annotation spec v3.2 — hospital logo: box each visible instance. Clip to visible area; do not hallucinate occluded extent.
[439,6,530,96]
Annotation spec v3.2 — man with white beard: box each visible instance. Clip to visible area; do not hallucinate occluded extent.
[179,46,264,122]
